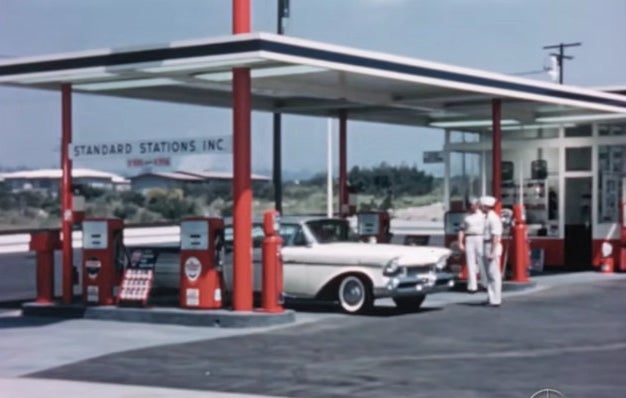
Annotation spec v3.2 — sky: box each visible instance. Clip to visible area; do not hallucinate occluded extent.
[0,0,625,178]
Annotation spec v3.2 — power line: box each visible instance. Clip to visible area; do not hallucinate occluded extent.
[542,42,582,84]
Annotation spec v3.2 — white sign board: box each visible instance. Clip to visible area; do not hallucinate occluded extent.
[69,135,232,160]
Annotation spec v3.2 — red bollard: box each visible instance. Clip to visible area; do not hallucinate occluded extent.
[600,256,614,273]
[261,210,284,313]
[511,204,529,283]
[599,242,615,273]
[29,230,61,304]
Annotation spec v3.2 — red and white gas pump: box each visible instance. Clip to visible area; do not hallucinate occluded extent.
[82,218,125,305]
[261,210,284,313]
[179,217,224,309]
[357,210,391,243]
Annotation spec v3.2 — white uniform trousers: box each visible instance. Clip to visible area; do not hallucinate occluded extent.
[464,235,485,291]
[483,242,502,305]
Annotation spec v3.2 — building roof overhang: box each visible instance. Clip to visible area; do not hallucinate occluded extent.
[1,32,625,131]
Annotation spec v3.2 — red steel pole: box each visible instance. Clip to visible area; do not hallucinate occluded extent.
[339,110,347,217]
[511,204,530,282]
[233,0,250,34]
[232,0,253,311]
[261,234,283,313]
[491,99,502,216]
[61,84,74,304]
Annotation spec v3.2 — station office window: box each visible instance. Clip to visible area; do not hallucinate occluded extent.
[598,144,625,223]
[505,126,559,140]
[599,123,626,136]
[499,147,560,237]
[565,124,592,137]
[565,147,592,171]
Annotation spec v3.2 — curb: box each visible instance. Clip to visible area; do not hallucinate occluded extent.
[21,302,296,328]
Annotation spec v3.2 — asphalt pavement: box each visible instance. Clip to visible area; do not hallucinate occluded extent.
[1,272,625,398]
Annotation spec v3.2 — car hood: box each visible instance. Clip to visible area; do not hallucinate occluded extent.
[286,242,451,267]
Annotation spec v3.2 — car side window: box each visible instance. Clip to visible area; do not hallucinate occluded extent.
[292,227,308,247]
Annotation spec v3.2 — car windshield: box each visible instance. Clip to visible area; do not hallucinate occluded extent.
[306,219,359,243]
[224,224,265,247]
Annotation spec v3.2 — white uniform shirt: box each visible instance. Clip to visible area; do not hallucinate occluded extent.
[462,211,486,236]
[484,210,503,241]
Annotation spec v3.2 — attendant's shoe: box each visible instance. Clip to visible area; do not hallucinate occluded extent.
[467,290,478,294]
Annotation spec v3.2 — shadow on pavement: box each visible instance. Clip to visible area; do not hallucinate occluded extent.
[285,301,442,317]
[0,315,69,329]
[0,298,31,309]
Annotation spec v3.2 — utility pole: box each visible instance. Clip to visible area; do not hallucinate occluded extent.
[543,42,581,84]
[273,0,289,213]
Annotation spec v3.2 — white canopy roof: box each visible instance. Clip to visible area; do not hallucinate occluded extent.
[1,32,625,130]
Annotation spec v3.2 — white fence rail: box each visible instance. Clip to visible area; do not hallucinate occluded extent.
[0,221,444,254]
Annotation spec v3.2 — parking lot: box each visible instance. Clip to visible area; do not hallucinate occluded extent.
[0,272,624,398]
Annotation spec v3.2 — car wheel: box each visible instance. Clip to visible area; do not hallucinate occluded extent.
[393,294,426,312]
[338,275,373,314]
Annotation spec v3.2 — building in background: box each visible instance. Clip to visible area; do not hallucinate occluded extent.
[0,168,130,194]
[129,170,271,193]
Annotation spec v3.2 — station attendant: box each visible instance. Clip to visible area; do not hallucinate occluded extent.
[480,195,503,307]
[457,197,486,294]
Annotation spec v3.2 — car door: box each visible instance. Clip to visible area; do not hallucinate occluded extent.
[281,225,318,298]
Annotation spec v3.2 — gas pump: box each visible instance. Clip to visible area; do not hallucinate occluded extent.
[261,210,284,313]
[357,211,391,243]
[179,217,224,309]
[82,218,126,305]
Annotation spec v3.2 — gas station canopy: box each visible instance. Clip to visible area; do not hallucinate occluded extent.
[1,32,626,128]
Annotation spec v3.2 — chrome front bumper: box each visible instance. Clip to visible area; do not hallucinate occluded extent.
[374,270,455,298]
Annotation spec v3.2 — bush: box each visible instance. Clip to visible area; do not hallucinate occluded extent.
[113,203,138,219]
[119,190,145,207]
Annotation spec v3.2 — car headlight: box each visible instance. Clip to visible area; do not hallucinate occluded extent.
[383,257,401,276]
[435,256,447,270]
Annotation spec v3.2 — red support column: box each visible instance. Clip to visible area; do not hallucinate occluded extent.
[61,84,74,304]
[232,0,253,311]
[491,99,502,216]
[232,0,250,34]
[338,110,348,217]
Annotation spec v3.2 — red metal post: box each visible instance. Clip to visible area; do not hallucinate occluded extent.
[231,0,253,311]
[61,84,74,304]
[30,231,60,304]
[35,251,54,303]
[491,99,502,216]
[511,204,529,282]
[339,110,348,217]
[261,210,283,313]
[233,0,250,34]
[232,69,253,311]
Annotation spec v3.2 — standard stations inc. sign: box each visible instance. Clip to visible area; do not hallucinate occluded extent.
[69,135,232,160]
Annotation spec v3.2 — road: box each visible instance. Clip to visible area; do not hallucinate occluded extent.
[22,278,626,398]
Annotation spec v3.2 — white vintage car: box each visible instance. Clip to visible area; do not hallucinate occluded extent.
[248,216,454,313]
[145,216,454,314]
